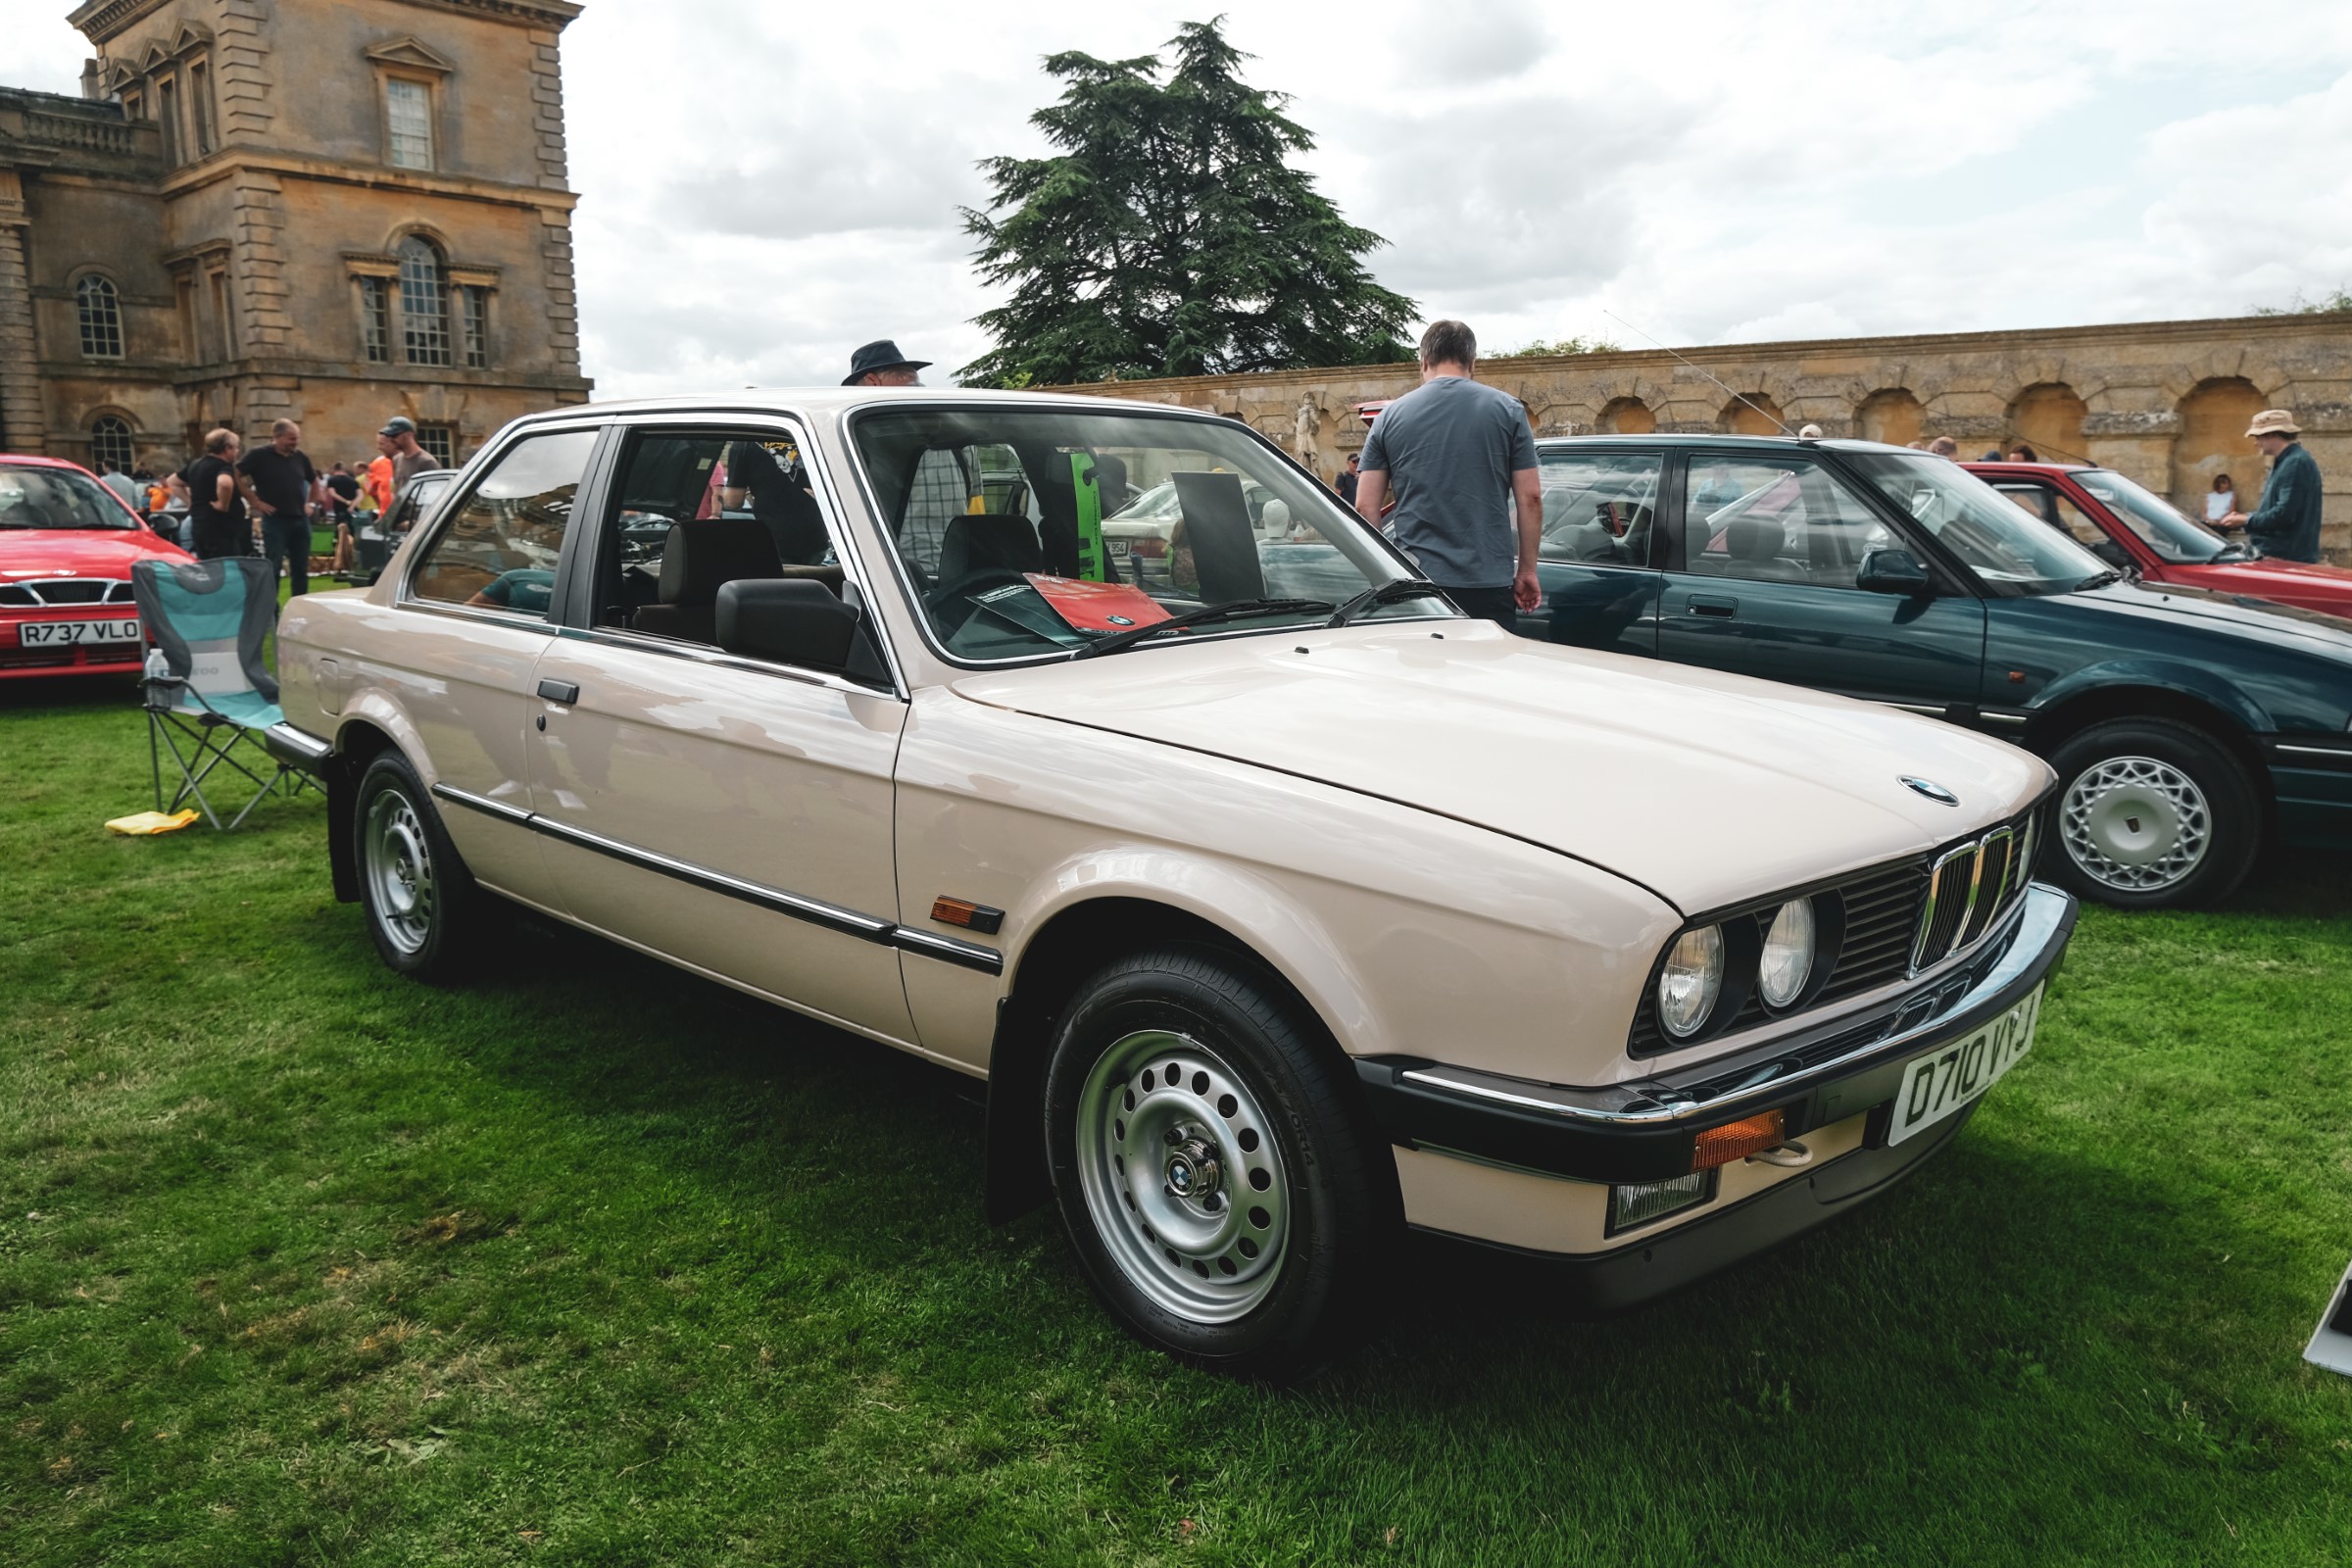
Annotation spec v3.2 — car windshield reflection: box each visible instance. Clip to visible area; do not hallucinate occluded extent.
[1846,452,2109,596]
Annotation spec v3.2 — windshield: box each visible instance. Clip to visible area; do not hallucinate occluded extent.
[2075,469,2235,564]
[852,405,1439,662]
[0,466,136,531]
[1844,452,2111,596]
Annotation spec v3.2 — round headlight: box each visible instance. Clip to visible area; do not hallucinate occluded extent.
[1656,924,1725,1040]
[1758,898,1818,1009]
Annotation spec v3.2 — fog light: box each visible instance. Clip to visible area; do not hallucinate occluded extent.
[1609,1172,1715,1234]
[1691,1108,1787,1170]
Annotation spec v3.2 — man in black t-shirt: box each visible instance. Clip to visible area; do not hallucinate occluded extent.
[178,428,251,561]
[323,463,362,572]
[720,439,829,564]
[239,418,324,599]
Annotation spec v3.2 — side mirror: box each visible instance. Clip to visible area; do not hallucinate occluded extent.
[716,578,859,669]
[2090,537,2132,569]
[1856,548,1933,596]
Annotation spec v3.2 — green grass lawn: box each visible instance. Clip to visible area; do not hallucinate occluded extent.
[4,672,2350,1566]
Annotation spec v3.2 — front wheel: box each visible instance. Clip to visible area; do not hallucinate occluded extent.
[1043,948,1391,1380]
[2043,717,2260,909]
[354,751,485,980]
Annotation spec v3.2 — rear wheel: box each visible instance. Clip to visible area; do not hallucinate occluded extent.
[354,751,485,980]
[1043,947,1390,1380]
[2043,717,2259,909]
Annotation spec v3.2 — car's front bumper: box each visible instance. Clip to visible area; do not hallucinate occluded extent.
[1354,882,2077,1187]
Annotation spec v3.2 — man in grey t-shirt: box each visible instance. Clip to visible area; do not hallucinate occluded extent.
[1354,318,1542,630]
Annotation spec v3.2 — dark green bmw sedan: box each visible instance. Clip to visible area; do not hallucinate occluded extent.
[1530,435,2352,909]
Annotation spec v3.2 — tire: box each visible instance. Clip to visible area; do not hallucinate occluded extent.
[2043,716,2260,910]
[1042,947,1392,1380]
[353,751,486,980]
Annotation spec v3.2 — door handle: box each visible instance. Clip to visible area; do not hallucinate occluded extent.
[1686,595,1739,618]
[536,678,579,704]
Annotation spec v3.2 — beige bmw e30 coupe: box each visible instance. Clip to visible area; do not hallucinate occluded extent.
[265,389,2077,1376]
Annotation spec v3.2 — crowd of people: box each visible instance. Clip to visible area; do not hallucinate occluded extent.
[104,414,449,598]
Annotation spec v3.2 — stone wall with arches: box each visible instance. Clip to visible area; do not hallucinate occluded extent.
[1059,313,2352,562]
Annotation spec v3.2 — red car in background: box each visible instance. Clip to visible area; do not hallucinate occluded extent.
[1969,461,2352,621]
[0,454,192,680]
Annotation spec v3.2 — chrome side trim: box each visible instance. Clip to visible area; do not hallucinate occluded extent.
[2276,742,2352,762]
[262,721,334,773]
[426,783,1004,975]
[1398,884,2072,1130]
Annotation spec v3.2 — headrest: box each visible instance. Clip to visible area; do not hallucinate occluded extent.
[938,513,1044,580]
[660,520,783,605]
[1726,516,1784,561]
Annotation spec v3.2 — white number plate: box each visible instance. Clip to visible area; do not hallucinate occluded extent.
[1886,985,2042,1146]
[1107,539,1132,559]
[19,618,140,647]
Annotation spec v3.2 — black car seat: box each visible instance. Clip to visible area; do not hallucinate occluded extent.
[936,513,1045,584]
[633,520,784,644]
[1725,516,1790,578]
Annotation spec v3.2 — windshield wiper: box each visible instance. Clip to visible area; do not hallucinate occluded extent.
[1071,597,1335,659]
[1326,579,1455,627]
[2074,570,2124,591]
[2211,543,2249,562]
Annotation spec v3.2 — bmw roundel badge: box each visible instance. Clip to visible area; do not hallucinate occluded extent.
[1900,775,1960,807]
[1106,614,1134,626]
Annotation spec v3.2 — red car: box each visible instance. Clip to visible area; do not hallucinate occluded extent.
[1968,461,2352,621]
[0,454,193,680]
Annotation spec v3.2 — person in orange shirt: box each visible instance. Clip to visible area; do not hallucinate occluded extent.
[365,434,396,514]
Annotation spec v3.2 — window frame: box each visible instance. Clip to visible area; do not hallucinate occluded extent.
[395,235,452,368]
[74,272,125,361]
[394,421,611,631]
[382,74,437,172]
[1532,444,1669,567]
[1671,449,1908,592]
[562,413,908,699]
[88,416,135,476]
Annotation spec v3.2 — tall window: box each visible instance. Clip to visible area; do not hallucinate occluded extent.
[360,277,391,363]
[398,237,450,366]
[89,416,134,475]
[188,62,215,155]
[76,275,124,360]
[461,285,489,368]
[415,424,458,467]
[156,76,179,165]
[208,269,233,361]
[385,77,434,171]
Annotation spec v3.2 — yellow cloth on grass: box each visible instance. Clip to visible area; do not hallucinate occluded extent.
[106,808,201,836]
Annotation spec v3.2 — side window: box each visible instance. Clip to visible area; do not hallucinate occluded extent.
[596,428,843,650]
[1537,451,1661,564]
[1996,482,2101,548]
[1681,457,1894,588]
[407,429,596,614]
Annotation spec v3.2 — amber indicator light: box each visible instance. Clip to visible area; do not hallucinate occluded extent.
[930,897,1004,936]
[1690,1109,1787,1171]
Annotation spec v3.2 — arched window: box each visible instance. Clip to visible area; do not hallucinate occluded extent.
[88,416,134,475]
[77,274,124,360]
[398,236,451,367]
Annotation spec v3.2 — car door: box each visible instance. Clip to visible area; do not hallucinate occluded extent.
[1524,445,1665,655]
[523,417,917,1044]
[392,423,605,903]
[1655,450,1986,710]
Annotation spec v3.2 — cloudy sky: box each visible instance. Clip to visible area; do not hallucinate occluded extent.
[9,0,2352,397]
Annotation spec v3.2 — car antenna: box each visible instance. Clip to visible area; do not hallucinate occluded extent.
[1601,309,1798,438]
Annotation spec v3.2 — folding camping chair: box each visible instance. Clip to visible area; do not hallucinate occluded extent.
[130,557,310,830]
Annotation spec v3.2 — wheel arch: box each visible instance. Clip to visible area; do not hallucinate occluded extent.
[982,895,1383,1226]
[2023,677,2274,811]
[323,714,403,904]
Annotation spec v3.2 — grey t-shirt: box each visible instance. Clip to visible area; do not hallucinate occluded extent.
[1358,375,1538,587]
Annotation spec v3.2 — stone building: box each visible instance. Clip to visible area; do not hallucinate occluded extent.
[0,0,591,478]
[1063,313,2352,562]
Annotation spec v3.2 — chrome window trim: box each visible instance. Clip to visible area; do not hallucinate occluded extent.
[427,781,1003,975]
[592,410,910,702]
[830,398,1440,673]
[551,621,900,702]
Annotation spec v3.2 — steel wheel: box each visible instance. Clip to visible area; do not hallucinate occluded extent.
[2059,754,2211,893]
[1073,1029,1291,1324]
[364,786,437,956]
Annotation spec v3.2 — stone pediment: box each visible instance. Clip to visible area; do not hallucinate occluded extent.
[364,37,459,74]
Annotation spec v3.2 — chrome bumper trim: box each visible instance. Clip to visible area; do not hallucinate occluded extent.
[262,721,335,773]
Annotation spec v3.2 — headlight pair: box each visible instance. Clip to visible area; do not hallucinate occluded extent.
[1655,896,1825,1043]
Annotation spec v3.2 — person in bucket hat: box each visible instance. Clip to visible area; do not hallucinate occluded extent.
[2220,409,2324,564]
[842,340,931,387]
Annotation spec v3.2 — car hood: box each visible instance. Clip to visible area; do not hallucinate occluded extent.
[2058,578,2352,657]
[2181,556,2352,607]
[0,527,187,578]
[949,622,2049,912]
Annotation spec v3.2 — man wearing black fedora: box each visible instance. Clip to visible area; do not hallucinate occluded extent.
[843,340,931,387]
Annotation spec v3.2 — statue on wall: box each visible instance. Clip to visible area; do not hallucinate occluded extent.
[1294,394,1324,476]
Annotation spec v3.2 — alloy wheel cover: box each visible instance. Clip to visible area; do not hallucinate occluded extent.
[2060,754,2211,891]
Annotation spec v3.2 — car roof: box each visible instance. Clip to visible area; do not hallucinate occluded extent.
[0,453,100,473]
[1962,461,2095,473]
[1536,433,1925,453]
[503,385,1201,429]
